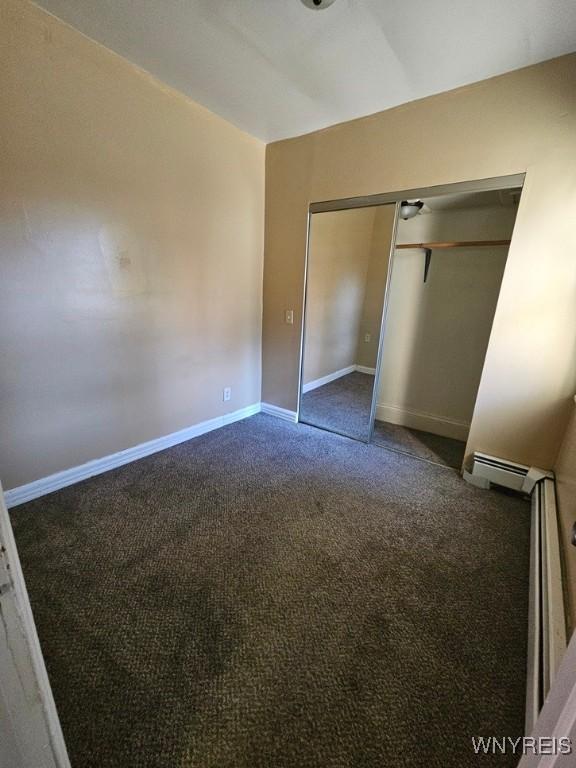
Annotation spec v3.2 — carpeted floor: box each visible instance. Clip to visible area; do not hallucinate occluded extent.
[299,372,374,441]
[373,422,466,469]
[300,371,466,468]
[10,414,529,768]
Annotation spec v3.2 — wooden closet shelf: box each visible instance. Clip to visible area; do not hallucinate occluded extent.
[396,240,511,250]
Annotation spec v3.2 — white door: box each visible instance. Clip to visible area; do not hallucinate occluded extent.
[0,482,70,768]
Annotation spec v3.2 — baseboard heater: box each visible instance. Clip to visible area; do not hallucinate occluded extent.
[464,453,567,735]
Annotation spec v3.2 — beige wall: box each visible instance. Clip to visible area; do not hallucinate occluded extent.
[303,206,394,385]
[303,208,375,384]
[553,407,576,632]
[262,53,576,471]
[355,206,396,369]
[0,0,265,489]
[376,205,516,442]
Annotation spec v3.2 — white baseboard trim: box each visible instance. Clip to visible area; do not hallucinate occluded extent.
[375,403,470,441]
[302,364,375,394]
[4,403,261,508]
[260,402,298,423]
[302,365,356,394]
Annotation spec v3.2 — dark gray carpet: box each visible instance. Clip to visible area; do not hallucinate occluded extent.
[373,421,467,469]
[300,373,466,469]
[300,372,374,441]
[10,414,530,768]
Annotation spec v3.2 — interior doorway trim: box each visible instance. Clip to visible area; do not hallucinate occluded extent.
[309,173,526,214]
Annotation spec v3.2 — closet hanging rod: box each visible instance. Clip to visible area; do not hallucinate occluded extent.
[396,239,511,250]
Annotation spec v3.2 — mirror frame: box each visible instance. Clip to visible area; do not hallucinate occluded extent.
[297,201,399,442]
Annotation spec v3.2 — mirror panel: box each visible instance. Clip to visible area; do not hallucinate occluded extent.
[299,204,397,441]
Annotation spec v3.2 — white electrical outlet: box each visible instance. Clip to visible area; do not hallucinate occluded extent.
[285,309,294,325]
[364,333,371,343]
[223,387,231,402]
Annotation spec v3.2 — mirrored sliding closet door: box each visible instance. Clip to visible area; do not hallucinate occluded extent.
[299,203,398,441]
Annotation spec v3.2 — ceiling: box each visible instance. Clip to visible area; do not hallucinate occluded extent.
[33,0,576,142]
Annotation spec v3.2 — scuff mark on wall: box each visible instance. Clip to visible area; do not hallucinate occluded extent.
[98,223,147,296]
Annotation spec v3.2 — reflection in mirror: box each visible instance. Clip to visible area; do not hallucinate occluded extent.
[299,204,396,441]
[372,187,520,468]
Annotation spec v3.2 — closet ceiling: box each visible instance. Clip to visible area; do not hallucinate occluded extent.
[33,0,576,142]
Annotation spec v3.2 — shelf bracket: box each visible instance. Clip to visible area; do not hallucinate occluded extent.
[423,248,432,283]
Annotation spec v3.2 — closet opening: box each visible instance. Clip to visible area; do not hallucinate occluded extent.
[298,176,524,471]
[373,187,520,468]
